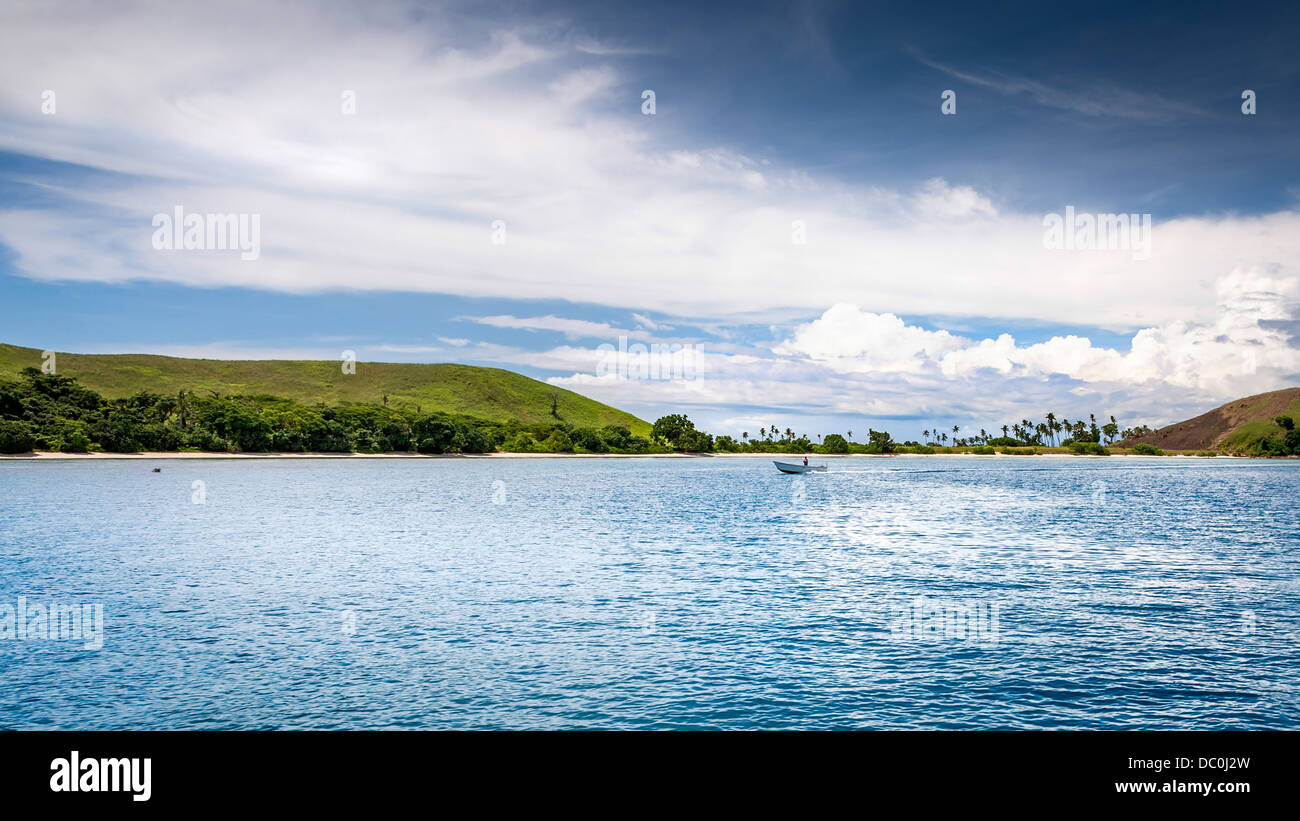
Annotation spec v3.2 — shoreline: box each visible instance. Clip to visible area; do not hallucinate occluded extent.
[0,450,1258,461]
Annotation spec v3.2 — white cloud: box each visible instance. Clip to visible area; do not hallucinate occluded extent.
[539,270,1300,432]
[2,1,1299,333]
[2,1,1298,440]
[911,178,997,220]
[631,313,662,331]
[774,304,966,374]
[548,65,617,106]
[938,268,1300,394]
[468,314,624,339]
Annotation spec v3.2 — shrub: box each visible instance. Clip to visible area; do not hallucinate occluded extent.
[502,433,537,452]
[1068,441,1109,456]
[1196,450,1217,457]
[568,427,606,453]
[540,429,573,452]
[599,425,632,449]
[894,444,935,454]
[1285,429,1300,454]
[987,436,1027,447]
[0,420,37,453]
[413,416,457,453]
[971,445,995,455]
[1132,443,1164,456]
[999,447,1038,455]
[713,435,740,452]
[822,433,849,453]
[454,426,492,453]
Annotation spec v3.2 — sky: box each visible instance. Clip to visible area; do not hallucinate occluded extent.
[1,0,1298,439]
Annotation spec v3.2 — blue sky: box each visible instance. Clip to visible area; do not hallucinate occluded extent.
[1,0,1298,438]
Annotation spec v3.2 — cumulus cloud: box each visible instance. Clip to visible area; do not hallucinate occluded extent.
[938,268,1300,394]
[540,269,1300,432]
[774,304,965,373]
[762,269,1300,399]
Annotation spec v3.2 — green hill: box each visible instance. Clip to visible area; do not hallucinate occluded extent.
[0,343,649,436]
[1119,387,1300,455]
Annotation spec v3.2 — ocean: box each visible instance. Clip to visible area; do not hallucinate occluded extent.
[1,456,1296,729]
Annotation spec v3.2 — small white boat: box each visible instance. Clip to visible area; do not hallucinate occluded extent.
[773,460,826,474]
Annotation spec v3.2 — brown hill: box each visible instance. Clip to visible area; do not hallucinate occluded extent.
[1121,387,1300,451]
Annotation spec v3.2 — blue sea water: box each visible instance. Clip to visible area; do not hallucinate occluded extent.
[0,455,1297,730]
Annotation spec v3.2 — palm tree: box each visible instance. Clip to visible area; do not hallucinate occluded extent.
[1045,412,1056,445]
[1001,424,1009,439]
[952,425,960,439]
[758,427,766,440]
[742,431,749,443]
[847,429,853,442]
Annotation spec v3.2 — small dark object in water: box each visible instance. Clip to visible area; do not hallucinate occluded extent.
[152,467,162,473]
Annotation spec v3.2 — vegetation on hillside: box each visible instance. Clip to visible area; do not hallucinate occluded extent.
[5,359,1292,459]
[0,369,662,455]
[1118,387,1300,452]
[1221,414,1300,456]
[0,371,1174,459]
[0,343,649,435]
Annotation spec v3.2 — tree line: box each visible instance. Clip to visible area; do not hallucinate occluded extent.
[917,412,1152,448]
[3,368,1204,458]
[0,369,664,455]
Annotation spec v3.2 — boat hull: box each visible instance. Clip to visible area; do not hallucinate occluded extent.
[773,461,826,474]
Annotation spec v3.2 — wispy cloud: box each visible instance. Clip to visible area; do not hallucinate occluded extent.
[467,314,627,339]
[912,51,1208,122]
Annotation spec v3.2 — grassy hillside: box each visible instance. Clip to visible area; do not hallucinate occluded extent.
[0,343,650,436]
[1119,387,1300,454]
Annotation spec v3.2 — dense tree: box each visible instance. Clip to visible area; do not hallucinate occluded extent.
[865,429,896,453]
[0,371,668,456]
[0,419,36,453]
[650,414,713,451]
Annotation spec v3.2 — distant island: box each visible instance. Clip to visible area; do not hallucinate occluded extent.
[2,344,1297,458]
